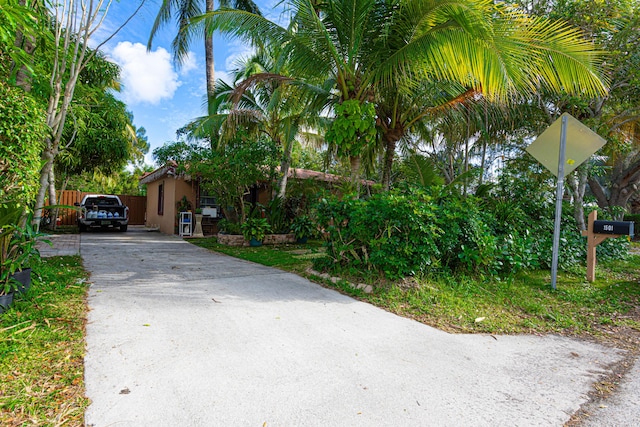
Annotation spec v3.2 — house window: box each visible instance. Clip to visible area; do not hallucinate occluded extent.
[158,183,164,215]
[200,195,217,207]
[199,190,219,217]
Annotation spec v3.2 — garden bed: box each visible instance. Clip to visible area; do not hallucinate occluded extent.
[216,233,296,246]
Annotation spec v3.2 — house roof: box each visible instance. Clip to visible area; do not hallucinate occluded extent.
[140,163,375,186]
[286,168,375,186]
[139,161,193,184]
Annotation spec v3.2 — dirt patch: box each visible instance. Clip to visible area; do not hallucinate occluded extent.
[565,310,640,425]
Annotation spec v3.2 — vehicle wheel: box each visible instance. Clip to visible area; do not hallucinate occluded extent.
[78,224,87,232]
[120,225,128,232]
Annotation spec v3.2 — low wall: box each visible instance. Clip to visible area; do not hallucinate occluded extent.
[217,233,296,246]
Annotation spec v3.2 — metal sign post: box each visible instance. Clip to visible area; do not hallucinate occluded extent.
[550,116,568,290]
[526,113,606,290]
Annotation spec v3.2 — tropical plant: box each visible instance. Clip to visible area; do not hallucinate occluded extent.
[217,218,241,235]
[148,0,261,111]
[264,196,289,234]
[290,215,315,240]
[0,209,49,295]
[177,196,192,212]
[240,217,271,242]
[31,1,146,230]
[184,45,324,197]
[0,80,46,206]
[0,202,23,295]
[197,0,606,192]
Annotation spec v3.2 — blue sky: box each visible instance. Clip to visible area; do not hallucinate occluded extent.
[93,0,286,167]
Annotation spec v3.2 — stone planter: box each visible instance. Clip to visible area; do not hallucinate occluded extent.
[263,233,296,245]
[216,233,245,246]
[216,233,297,246]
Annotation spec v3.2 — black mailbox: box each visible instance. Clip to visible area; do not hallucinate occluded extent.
[593,220,634,237]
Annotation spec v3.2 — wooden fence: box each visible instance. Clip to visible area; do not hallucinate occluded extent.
[51,191,146,226]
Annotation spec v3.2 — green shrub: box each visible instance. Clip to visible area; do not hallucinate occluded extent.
[0,81,46,206]
[312,184,630,280]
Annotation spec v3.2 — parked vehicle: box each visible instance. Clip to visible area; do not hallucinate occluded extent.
[75,195,129,232]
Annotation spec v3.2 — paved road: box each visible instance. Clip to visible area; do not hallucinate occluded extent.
[82,229,625,426]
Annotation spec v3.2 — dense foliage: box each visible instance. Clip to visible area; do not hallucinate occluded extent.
[313,180,629,280]
[154,134,279,223]
[0,81,46,206]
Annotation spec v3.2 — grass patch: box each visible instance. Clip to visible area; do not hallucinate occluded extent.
[0,255,89,425]
[191,237,325,274]
[368,267,640,335]
[190,238,640,343]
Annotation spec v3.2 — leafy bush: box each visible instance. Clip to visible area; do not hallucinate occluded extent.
[0,81,46,206]
[315,189,441,279]
[241,217,271,241]
[264,196,290,234]
[312,183,630,280]
[290,215,316,240]
[217,219,241,235]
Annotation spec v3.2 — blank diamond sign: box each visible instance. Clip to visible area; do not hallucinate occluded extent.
[526,113,606,177]
[526,112,606,290]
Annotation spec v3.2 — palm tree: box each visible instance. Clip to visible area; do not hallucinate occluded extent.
[196,0,606,188]
[181,45,326,197]
[147,0,261,109]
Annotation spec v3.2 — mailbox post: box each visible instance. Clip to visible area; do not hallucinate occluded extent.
[581,210,634,282]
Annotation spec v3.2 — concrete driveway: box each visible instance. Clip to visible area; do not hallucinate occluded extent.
[83,228,623,426]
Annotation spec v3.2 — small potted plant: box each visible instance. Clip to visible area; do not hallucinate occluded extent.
[1,212,50,299]
[1,203,25,311]
[0,202,52,310]
[290,215,315,244]
[241,217,271,246]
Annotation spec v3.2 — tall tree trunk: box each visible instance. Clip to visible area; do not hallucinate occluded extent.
[205,0,215,106]
[381,137,396,192]
[35,146,56,227]
[381,125,403,192]
[48,166,58,230]
[566,165,589,231]
[463,113,470,196]
[277,140,294,199]
[479,139,487,186]
[589,158,640,220]
[350,155,361,196]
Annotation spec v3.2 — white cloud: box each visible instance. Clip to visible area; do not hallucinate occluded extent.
[180,52,198,75]
[110,41,181,105]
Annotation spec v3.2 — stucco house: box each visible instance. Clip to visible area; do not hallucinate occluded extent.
[139,163,371,236]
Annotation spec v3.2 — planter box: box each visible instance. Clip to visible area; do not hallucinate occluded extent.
[217,233,245,246]
[263,233,296,245]
[217,233,296,247]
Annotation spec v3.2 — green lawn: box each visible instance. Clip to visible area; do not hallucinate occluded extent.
[191,237,325,274]
[0,256,89,425]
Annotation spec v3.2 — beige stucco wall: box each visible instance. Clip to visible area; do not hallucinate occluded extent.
[144,177,196,235]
